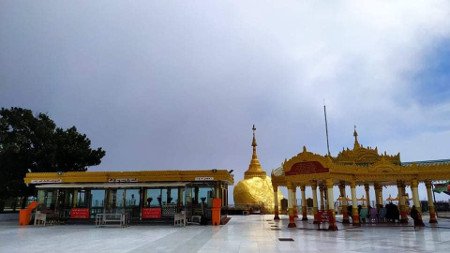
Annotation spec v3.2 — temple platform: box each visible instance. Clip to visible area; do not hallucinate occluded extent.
[1,214,449,252]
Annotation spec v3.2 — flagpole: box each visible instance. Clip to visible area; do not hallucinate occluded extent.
[323,103,331,156]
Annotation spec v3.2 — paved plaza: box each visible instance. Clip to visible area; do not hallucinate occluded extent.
[1,215,449,253]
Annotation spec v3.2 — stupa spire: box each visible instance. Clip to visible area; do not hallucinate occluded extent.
[244,124,266,179]
[252,124,257,158]
[353,125,360,149]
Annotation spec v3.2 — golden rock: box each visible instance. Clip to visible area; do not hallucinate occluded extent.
[234,175,283,213]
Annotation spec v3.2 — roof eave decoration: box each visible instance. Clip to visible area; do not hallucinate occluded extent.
[282,146,333,175]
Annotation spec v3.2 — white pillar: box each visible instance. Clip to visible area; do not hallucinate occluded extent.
[312,183,318,212]
[411,180,421,211]
[274,186,279,211]
[288,186,294,209]
[350,181,359,225]
[327,183,334,212]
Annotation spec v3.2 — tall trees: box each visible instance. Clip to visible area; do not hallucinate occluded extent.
[0,107,105,209]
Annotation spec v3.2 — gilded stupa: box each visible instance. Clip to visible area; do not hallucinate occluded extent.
[233,125,282,213]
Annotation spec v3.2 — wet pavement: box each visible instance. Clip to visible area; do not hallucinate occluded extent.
[0,215,449,253]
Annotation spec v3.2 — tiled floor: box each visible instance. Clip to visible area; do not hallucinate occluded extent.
[0,215,449,253]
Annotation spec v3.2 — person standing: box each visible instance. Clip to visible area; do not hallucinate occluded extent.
[410,205,425,228]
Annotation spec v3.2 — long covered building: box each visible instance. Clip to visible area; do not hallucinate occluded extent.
[271,129,450,230]
[24,169,233,225]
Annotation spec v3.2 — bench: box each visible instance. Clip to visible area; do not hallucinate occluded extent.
[190,215,202,223]
[95,213,128,227]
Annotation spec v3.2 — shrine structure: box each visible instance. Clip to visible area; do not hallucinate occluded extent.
[271,128,450,230]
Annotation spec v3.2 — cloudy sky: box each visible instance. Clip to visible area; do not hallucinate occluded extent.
[1,1,450,201]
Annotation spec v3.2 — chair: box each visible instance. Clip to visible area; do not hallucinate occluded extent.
[189,215,202,225]
[174,211,186,226]
[34,211,46,226]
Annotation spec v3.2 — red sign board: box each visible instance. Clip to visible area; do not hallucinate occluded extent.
[286,161,329,175]
[142,208,162,219]
[70,208,90,219]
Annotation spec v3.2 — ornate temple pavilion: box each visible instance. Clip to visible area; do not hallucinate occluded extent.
[271,128,450,230]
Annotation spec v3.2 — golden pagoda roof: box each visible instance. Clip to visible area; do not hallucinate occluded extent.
[244,124,267,179]
[334,127,400,166]
[272,129,450,187]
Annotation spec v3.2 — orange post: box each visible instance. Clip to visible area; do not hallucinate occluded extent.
[19,209,31,226]
[212,198,221,226]
[18,201,39,226]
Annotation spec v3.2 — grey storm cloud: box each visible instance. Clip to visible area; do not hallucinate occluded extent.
[1,1,450,200]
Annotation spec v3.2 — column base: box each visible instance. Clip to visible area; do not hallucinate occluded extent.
[415,218,425,227]
[429,219,438,224]
[429,209,438,224]
[274,214,280,220]
[400,208,408,223]
[352,214,360,226]
[302,211,308,220]
[342,211,350,224]
[327,210,338,231]
[328,224,338,231]
[288,208,296,228]
[301,207,308,221]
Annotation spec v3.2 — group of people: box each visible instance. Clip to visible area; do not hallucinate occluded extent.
[346,202,424,227]
[383,202,400,222]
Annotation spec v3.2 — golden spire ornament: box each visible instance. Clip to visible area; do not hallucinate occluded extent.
[244,124,266,179]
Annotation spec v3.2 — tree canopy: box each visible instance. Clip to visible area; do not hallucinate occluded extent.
[0,107,106,204]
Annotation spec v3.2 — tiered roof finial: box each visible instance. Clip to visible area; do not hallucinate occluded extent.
[353,125,360,149]
[252,124,257,148]
[244,124,266,179]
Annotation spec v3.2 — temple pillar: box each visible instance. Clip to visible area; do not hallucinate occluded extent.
[293,185,298,218]
[374,183,383,209]
[319,185,325,211]
[411,180,425,227]
[411,180,421,211]
[300,185,307,221]
[397,181,408,223]
[311,181,319,224]
[287,183,296,228]
[339,182,350,224]
[350,181,359,226]
[425,181,437,223]
[273,185,280,220]
[326,179,337,230]
[364,183,371,207]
